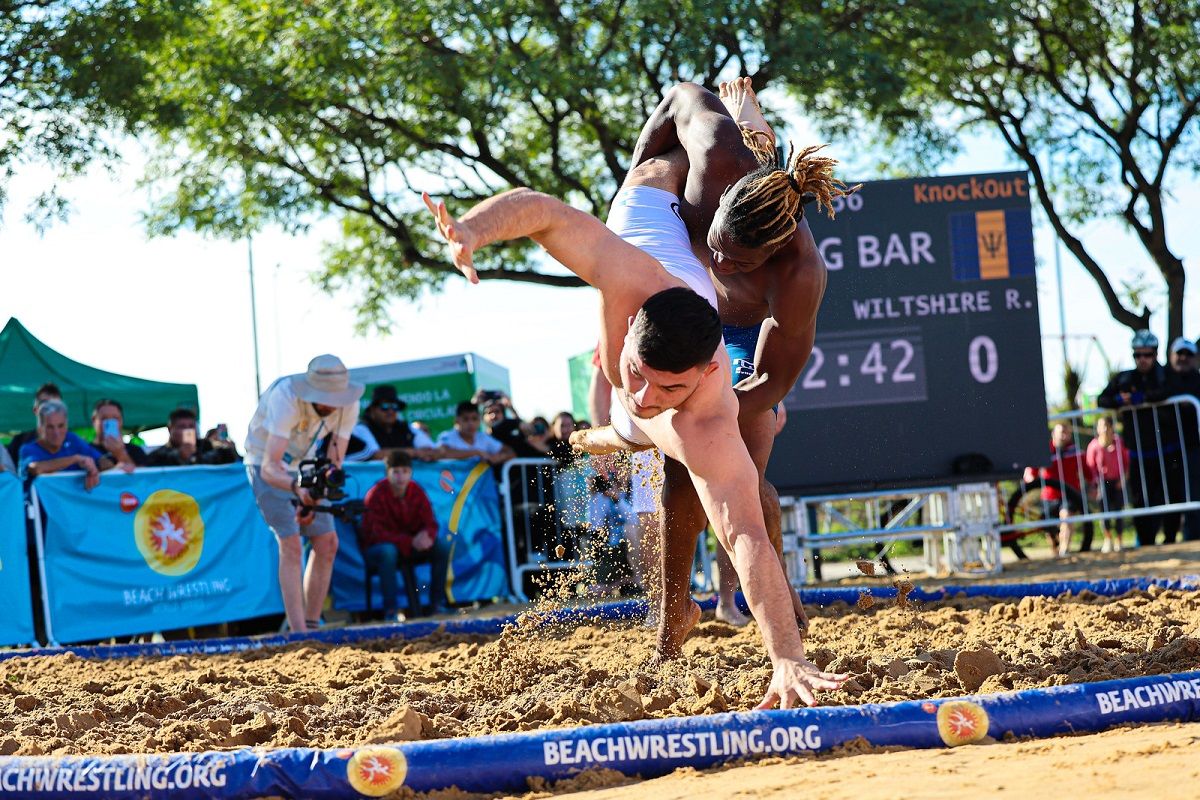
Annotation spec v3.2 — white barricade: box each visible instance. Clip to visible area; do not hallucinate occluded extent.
[998,395,1200,553]
[945,483,1002,574]
[499,458,592,602]
[794,487,953,581]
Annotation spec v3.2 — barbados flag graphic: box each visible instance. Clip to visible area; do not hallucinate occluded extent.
[949,208,1035,281]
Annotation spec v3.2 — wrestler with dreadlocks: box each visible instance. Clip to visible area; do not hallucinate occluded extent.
[585,78,856,653]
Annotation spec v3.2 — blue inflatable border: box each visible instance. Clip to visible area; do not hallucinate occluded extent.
[1,573,1196,663]
[1,670,1197,798]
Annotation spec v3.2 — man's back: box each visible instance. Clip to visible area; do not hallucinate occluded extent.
[244,377,359,469]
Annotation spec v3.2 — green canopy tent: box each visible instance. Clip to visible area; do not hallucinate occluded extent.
[0,318,199,434]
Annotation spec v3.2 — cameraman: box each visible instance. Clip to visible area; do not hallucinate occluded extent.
[244,355,364,633]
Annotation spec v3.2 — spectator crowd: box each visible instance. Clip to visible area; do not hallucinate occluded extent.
[1026,330,1200,557]
[1,370,615,636]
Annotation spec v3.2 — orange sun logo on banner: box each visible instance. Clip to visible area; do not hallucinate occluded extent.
[347,747,407,796]
[133,490,205,576]
[936,700,990,746]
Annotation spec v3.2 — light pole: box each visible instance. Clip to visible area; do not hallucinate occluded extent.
[248,235,262,398]
[1047,154,1069,370]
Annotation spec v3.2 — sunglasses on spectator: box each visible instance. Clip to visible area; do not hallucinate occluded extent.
[1133,351,1157,359]
[1175,351,1196,358]
[378,403,401,411]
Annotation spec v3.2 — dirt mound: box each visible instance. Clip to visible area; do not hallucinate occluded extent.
[1,588,1198,756]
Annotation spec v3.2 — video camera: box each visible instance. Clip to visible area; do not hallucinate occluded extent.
[291,458,364,522]
[296,457,347,502]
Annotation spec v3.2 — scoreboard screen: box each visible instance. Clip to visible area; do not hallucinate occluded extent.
[768,171,1048,493]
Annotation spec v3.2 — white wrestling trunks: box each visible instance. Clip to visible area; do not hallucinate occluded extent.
[605,185,720,513]
[606,184,719,450]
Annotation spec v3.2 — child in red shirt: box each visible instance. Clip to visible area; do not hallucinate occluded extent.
[361,450,449,618]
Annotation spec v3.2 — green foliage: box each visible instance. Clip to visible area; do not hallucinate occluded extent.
[8,1,1196,337]
[0,0,187,219]
[61,0,863,329]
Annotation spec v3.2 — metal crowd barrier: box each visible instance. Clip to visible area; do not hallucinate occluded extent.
[498,458,724,602]
[792,486,951,580]
[790,483,1002,581]
[498,458,594,602]
[998,395,1200,547]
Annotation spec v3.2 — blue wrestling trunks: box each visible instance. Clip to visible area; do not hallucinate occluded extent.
[723,322,762,384]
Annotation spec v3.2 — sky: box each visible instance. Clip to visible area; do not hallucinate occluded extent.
[2,87,1197,446]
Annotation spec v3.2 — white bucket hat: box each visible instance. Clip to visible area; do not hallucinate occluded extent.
[290,354,364,407]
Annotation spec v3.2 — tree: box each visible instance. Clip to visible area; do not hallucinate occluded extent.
[814,1,1200,341]
[57,0,1193,342]
[107,0,863,329]
[0,0,185,227]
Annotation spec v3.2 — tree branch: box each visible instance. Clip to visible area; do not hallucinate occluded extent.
[974,87,1150,331]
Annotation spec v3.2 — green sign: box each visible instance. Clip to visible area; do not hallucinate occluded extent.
[567,349,594,422]
[350,354,510,436]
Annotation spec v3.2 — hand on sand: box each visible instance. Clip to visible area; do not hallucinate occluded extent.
[756,657,849,709]
[422,192,479,283]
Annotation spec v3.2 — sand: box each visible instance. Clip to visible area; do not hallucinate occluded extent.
[2,584,1198,758]
[2,544,1198,799]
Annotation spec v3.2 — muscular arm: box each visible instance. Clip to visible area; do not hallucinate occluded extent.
[736,226,829,414]
[424,189,678,387]
[588,366,613,426]
[431,188,671,298]
[569,425,654,455]
[669,412,805,666]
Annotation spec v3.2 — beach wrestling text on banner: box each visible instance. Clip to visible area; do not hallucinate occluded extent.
[329,461,509,611]
[33,465,284,643]
[0,472,35,646]
[773,171,1047,493]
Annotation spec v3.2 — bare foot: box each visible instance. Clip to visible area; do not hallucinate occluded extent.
[718,76,775,146]
[655,598,701,659]
[715,602,751,627]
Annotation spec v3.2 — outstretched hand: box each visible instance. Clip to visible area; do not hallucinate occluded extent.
[756,657,849,709]
[422,192,479,283]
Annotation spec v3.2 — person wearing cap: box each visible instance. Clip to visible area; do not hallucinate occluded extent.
[244,355,365,633]
[344,385,439,463]
[1098,330,1172,547]
[1164,337,1200,542]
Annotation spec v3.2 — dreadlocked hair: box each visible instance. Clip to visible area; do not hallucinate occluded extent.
[726,128,861,251]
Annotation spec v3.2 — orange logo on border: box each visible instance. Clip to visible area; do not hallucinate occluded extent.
[120,492,140,513]
[347,747,407,796]
[936,701,990,746]
[133,490,205,576]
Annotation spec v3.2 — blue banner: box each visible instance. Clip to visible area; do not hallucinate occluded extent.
[0,472,35,646]
[330,460,509,611]
[34,465,283,644]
